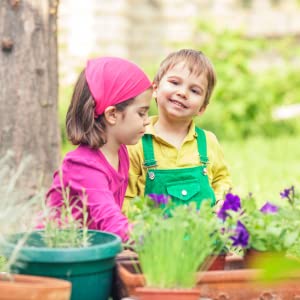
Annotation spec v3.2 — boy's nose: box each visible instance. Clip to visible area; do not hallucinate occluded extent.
[176,87,187,98]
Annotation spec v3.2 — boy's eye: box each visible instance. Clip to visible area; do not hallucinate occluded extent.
[169,80,178,85]
[191,89,200,94]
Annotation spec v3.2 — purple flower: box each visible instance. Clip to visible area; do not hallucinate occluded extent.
[217,193,241,221]
[230,221,249,248]
[280,186,294,199]
[148,194,170,206]
[260,202,278,214]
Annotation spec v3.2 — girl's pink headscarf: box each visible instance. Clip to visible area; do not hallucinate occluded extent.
[85,57,152,117]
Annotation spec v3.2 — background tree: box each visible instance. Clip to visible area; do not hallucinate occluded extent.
[0,0,60,194]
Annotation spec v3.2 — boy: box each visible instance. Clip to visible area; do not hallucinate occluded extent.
[124,49,231,211]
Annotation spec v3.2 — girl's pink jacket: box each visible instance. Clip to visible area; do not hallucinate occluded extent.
[47,144,129,242]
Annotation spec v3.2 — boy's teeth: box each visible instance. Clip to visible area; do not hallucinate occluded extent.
[171,100,185,107]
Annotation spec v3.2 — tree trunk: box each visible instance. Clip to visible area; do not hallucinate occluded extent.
[0,0,60,194]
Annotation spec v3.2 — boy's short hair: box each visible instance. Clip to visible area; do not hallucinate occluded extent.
[153,49,216,107]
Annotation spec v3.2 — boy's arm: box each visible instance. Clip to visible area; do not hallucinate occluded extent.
[206,132,232,209]
[123,142,145,215]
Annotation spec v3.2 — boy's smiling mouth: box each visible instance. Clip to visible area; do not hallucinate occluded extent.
[169,99,187,108]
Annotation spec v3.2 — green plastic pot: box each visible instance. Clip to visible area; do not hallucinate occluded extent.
[2,230,122,300]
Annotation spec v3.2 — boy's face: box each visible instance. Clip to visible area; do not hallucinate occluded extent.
[153,62,207,121]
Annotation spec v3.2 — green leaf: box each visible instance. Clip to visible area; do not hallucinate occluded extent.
[283,231,299,248]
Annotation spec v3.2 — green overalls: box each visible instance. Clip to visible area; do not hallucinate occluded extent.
[142,127,216,209]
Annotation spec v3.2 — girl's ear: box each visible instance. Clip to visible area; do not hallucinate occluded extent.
[152,83,158,101]
[152,83,157,98]
[104,106,118,125]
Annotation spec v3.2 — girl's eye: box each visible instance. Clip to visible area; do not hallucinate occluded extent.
[170,80,178,85]
[138,112,146,117]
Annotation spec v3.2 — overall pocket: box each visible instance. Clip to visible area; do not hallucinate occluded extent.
[166,179,200,204]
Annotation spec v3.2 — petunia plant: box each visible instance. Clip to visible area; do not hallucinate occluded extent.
[219,188,300,253]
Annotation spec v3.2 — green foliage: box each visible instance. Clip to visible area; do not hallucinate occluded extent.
[254,252,300,283]
[222,187,300,253]
[242,204,298,252]
[0,256,7,272]
[188,22,300,139]
[222,136,300,203]
[58,24,300,143]
[59,85,74,146]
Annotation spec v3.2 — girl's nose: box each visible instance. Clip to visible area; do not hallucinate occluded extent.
[144,114,150,126]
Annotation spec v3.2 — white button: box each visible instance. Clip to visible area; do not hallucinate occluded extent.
[148,172,155,180]
[181,190,187,196]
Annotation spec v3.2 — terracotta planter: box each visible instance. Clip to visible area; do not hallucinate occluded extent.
[115,251,229,298]
[135,287,200,300]
[0,273,71,300]
[117,265,200,299]
[224,253,244,270]
[202,254,226,271]
[197,269,300,299]
[117,263,145,297]
[116,249,141,274]
[118,264,300,299]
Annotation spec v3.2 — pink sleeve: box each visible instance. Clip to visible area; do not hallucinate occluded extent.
[62,158,129,242]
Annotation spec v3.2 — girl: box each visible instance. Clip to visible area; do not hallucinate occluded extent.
[47,57,152,242]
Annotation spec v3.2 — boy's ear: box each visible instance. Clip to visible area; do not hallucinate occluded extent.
[197,105,207,116]
[104,106,118,125]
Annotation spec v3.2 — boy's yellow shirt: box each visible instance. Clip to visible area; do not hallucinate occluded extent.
[124,116,232,213]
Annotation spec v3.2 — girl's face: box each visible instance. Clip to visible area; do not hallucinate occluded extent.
[154,62,208,122]
[114,88,152,145]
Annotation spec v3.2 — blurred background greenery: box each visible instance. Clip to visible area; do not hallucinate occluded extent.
[59,20,300,203]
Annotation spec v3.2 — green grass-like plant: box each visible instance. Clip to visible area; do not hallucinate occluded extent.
[0,151,41,276]
[128,197,226,289]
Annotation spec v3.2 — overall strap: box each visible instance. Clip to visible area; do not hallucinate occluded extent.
[195,127,209,165]
[142,134,157,168]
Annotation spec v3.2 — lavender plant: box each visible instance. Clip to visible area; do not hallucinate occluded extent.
[40,170,91,248]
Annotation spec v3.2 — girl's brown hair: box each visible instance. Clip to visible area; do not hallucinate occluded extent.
[66,70,134,149]
[153,49,216,107]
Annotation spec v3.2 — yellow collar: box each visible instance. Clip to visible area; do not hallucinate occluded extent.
[146,116,197,142]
